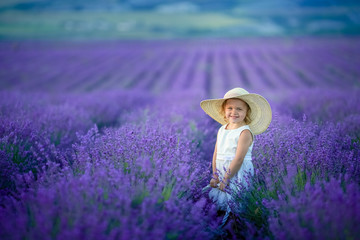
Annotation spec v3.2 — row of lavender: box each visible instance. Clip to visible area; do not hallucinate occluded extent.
[1,37,359,96]
[1,85,359,239]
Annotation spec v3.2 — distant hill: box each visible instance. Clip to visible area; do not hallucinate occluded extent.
[1,0,360,12]
[0,0,359,39]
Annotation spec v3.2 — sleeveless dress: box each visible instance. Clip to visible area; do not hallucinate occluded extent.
[208,124,254,211]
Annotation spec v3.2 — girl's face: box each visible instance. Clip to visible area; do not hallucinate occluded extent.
[224,99,248,126]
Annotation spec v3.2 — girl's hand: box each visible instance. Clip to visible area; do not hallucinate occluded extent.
[210,177,220,188]
[219,179,228,191]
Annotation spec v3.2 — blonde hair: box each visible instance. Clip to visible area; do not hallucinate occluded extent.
[220,98,252,124]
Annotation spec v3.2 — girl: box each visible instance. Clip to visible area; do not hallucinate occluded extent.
[200,88,272,219]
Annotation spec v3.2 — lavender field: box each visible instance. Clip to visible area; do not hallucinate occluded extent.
[0,37,360,239]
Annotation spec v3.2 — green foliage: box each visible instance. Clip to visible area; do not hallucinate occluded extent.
[51,216,61,239]
[2,142,30,165]
[26,204,36,230]
[166,231,180,240]
[160,182,174,202]
[50,131,62,146]
[131,189,149,208]
[295,167,307,191]
[105,218,121,235]
[123,161,130,174]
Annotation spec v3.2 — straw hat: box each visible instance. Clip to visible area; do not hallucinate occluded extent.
[200,88,272,135]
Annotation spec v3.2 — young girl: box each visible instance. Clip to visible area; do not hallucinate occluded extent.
[200,87,272,214]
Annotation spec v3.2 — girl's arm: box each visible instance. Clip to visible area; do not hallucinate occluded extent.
[220,129,252,190]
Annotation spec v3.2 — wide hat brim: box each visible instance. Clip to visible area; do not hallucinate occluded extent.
[200,92,272,135]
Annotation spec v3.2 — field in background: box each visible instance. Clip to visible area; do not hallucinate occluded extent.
[1,37,359,98]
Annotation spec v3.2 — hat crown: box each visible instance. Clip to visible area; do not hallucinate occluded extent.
[224,88,249,99]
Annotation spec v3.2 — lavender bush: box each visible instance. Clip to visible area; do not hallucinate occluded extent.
[0,89,154,205]
[253,114,360,182]
[62,89,155,128]
[0,91,91,203]
[266,177,360,240]
[275,87,360,126]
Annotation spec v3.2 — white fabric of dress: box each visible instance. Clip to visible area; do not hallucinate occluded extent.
[208,124,254,210]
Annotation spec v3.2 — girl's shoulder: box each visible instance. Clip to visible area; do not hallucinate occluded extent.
[240,125,254,143]
[241,125,252,132]
[240,124,253,133]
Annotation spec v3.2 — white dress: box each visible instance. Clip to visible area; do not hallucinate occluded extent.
[208,124,254,211]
